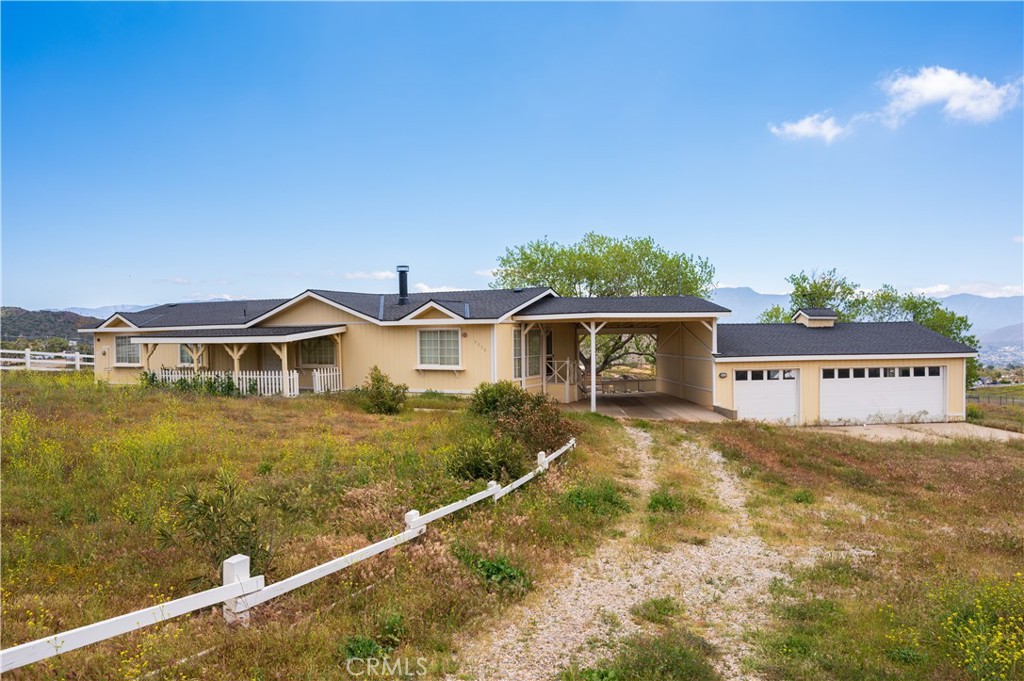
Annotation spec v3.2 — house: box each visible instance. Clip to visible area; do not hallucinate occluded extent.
[81,267,976,425]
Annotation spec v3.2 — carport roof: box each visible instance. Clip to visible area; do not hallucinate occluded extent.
[715,322,977,358]
[515,295,730,319]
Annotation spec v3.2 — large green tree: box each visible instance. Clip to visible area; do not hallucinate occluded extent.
[759,270,980,384]
[492,233,716,373]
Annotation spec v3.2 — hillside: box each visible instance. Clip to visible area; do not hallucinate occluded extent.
[0,307,102,341]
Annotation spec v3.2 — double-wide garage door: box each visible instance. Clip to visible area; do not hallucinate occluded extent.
[820,365,945,423]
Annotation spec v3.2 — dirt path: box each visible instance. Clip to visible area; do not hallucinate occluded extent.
[449,426,797,681]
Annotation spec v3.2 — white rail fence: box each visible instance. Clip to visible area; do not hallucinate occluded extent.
[0,349,94,372]
[0,438,577,673]
[155,368,300,398]
[311,366,342,394]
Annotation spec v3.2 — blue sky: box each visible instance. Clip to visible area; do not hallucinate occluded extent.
[3,2,1022,309]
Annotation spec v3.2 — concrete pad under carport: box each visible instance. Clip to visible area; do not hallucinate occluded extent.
[810,422,1023,443]
[564,393,727,422]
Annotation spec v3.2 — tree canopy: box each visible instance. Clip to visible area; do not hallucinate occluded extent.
[492,233,716,374]
[492,232,715,299]
[759,269,980,383]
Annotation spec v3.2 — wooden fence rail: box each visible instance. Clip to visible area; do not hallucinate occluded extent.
[0,349,94,372]
[0,438,576,673]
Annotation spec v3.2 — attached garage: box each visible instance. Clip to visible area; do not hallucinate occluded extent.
[819,365,945,423]
[734,368,800,423]
[713,308,976,426]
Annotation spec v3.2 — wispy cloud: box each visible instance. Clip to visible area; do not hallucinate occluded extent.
[771,66,1022,143]
[156,277,192,286]
[1012,235,1023,244]
[187,293,246,301]
[912,282,1024,298]
[413,283,460,293]
[769,113,848,144]
[474,268,497,278]
[882,67,1022,126]
[343,271,397,281]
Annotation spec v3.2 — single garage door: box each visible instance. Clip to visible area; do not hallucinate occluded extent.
[734,368,799,423]
[820,365,945,424]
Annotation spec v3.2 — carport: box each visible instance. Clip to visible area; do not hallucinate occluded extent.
[510,295,731,413]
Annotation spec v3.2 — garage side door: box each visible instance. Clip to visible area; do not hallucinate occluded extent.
[820,365,945,424]
[734,368,799,423]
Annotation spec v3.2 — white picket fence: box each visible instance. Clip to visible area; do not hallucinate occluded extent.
[156,368,300,398]
[311,366,342,394]
[0,348,94,372]
[0,438,577,673]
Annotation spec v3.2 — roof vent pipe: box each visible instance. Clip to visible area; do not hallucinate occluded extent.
[397,265,410,305]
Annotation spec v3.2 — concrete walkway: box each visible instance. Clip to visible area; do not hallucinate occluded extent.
[564,393,727,422]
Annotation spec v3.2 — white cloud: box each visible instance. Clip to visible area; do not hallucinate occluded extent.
[474,268,497,278]
[769,113,849,144]
[912,282,1024,298]
[883,67,1022,125]
[343,271,397,281]
[1012,235,1024,244]
[413,283,460,293]
[187,293,246,301]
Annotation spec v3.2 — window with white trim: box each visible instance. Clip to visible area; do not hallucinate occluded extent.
[513,326,542,378]
[115,336,140,365]
[300,337,335,366]
[419,329,460,368]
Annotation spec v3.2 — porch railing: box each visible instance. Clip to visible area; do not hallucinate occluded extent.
[311,366,342,394]
[156,368,299,398]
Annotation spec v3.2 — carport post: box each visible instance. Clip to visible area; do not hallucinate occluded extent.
[582,321,607,412]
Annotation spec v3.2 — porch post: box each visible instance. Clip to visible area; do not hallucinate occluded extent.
[270,342,290,396]
[582,321,607,413]
[332,334,344,389]
[225,344,249,374]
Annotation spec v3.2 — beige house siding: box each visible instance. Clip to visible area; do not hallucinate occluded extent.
[656,322,714,407]
[714,356,967,425]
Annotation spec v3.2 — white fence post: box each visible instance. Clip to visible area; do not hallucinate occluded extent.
[222,554,253,626]
[74,352,81,370]
[24,348,31,370]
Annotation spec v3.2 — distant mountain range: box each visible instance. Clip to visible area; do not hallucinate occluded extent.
[710,287,1023,341]
[1,307,103,341]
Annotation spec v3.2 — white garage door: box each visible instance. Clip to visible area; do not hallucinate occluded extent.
[734,368,799,423]
[820,365,945,424]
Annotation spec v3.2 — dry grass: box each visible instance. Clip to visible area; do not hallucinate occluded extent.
[1,372,629,679]
[688,420,1024,681]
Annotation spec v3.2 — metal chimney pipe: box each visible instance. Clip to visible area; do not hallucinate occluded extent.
[397,265,410,305]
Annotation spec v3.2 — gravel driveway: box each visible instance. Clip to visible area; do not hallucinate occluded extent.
[448,427,796,681]
[811,422,1023,443]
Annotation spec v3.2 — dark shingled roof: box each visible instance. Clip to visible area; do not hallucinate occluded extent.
[795,307,838,318]
[130,325,342,339]
[309,287,551,321]
[517,295,730,316]
[716,322,977,358]
[116,299,289,328]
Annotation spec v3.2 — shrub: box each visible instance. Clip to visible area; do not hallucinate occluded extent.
[352,366,408,415]
[453,545,531,595]
[966,404,984,422]
[648,489,682,513]
[445,434,527,482]
[468,380,530,416]
[563,480,630,516]
[494,392,575,454]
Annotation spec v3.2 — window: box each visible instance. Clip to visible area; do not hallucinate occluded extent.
[783,369,796,380]
[115,336,140,365]
[928,366,941,377]
[838,368,850,379]
[913,366,926,377]
[823,369,835,379]
[883,368,896,378]
[736,370,748,381]
[418,329,461,368]
[853,368,866,378]
[767,370,780,380]
[513,327,542,378]
[300,337,335,366]
[178,344,206,366]
[899,367,911,377]
[868,368,881,378]
[751,370,764,381]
